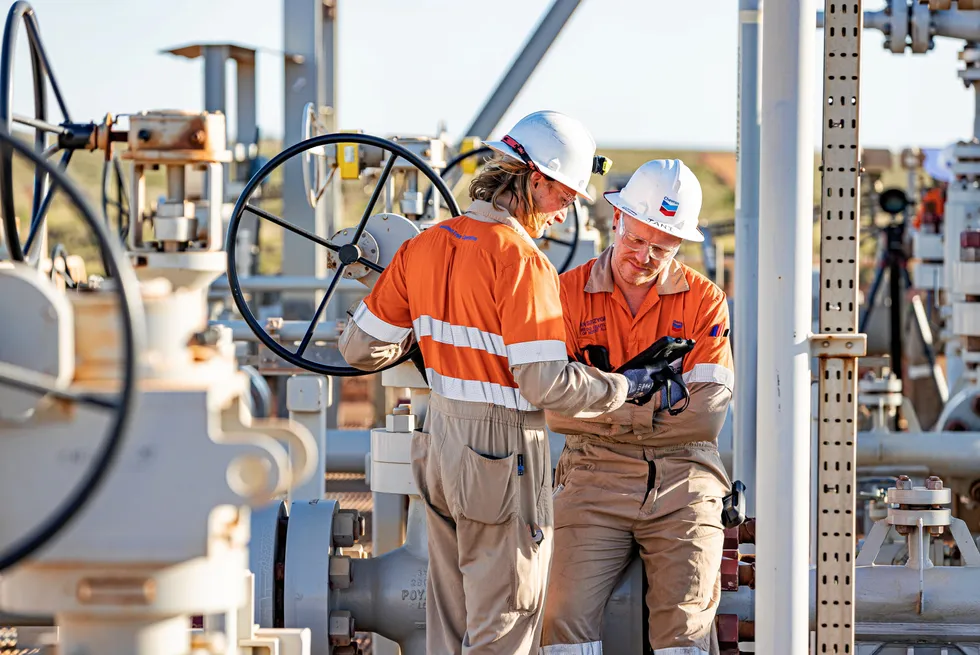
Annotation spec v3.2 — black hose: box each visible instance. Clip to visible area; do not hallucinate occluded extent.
[0,126,142,574]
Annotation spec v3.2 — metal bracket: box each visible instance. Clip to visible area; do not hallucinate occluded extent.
[810,333,868,358]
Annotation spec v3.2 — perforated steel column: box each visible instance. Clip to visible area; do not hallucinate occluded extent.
[815,2,865,653]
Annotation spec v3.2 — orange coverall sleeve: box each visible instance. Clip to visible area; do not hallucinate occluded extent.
[498,255,628,416]
[339,245,416,371]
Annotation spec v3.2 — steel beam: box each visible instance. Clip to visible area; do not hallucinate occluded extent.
[462,0,582,142]
[281,0,337,319]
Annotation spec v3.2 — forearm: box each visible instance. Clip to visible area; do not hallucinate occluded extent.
[649,381,731,443]
[338,321,413,371]
[513,360,628,417]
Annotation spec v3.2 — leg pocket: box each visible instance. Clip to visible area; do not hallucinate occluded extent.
[456,445,519,525]
[457,513,544,616]
[455,446,544,615]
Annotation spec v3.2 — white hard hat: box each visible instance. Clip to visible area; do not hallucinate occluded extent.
[604,159,704,242]
[922,144,955,184]
[484,110,597,202]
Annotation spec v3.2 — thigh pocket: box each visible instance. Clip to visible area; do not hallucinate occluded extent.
[457,513,544,615]
[456,445,519,525]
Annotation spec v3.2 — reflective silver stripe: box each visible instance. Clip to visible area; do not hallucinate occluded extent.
[413,315,567,365]
[351,302,412,344]
[651,648,708,655]
[683,363,734,390]
[540,643,603,655]
[413,315,506,357]
[426,368,537,411]
[506,339,568,366]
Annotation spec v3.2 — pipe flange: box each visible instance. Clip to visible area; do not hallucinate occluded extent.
[887,0,910,53]
[284,499,338,655]
[934,385,980,432]
[249,501,288,628]
[910,2,932,54]
[887,487,952,505]
[887,508,952,527]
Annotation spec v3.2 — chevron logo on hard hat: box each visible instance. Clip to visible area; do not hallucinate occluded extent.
[660,197,679,217]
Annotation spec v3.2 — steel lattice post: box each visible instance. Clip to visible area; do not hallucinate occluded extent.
[814,1,867,653]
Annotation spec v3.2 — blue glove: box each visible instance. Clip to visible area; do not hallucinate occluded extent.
[622,367,657,401]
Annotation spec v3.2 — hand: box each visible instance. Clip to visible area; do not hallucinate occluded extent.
[622,367,657,402]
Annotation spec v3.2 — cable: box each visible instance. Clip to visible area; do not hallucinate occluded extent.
[0,125,143,573]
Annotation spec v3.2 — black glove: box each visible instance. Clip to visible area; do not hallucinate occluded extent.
[623,364,692,414]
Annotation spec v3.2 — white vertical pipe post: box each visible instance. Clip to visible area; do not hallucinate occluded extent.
[286,374,329,502]
[756,0,815,652]
[734,0,762,518]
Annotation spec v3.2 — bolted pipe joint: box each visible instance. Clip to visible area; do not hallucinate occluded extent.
[331,497,429,655]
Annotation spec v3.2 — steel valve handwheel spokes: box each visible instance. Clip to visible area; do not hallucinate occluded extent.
[226,132,462,376]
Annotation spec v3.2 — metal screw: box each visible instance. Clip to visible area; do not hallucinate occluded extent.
[926,475,944,490]
[929,525,945,537]
[189,130,206,147]
[895,525,912,535]
[896,475,912,490]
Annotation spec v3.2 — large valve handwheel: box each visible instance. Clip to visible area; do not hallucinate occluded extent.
[436,145,582,273]
[0,1,76,262]
[0,125,143,572]
[226,132,462,376]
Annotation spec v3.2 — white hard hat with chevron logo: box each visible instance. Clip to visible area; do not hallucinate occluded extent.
[603,158,704,242]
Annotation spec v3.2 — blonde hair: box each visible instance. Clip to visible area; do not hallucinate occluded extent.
[468,156,550,234]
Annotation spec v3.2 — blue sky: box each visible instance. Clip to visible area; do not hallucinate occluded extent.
[10,0,976,151]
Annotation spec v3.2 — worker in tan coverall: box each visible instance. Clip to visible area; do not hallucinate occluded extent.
[540,159,735,655]
[337,111,663,655]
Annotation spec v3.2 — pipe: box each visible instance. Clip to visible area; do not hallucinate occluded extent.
[756,0,815,651]
[215,319,344,343]
[929,9,980,42]
[855,431,980,478]
[816,10,887,33]
[717,565,980,628]
[734,0,761,517]
[210,274,367,293]
[337,496,429,655]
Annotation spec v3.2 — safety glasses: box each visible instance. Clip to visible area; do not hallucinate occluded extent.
[618,229,680,259]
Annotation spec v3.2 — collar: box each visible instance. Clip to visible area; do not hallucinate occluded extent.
[584,246,691,296]
[463,199,537,247]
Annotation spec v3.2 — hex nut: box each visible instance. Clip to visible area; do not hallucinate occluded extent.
[329,610,355,646]
[329,555,352,590]
[333,509,363,548]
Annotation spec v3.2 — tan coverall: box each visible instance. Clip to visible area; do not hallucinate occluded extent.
[540,248,735,655]
[339,200,629,655]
